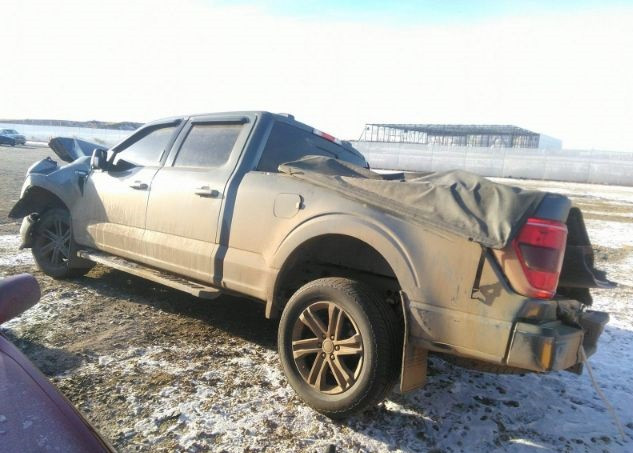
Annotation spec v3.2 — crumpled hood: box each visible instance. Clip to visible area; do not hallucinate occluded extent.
[48,137,107,162]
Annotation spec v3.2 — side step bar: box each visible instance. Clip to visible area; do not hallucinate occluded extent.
[77,249,221,299]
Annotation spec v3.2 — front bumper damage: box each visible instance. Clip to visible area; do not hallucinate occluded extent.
[506,309,609,373]
[19,214,39,249]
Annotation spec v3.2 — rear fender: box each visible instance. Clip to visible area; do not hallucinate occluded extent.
[268,214,425,392]
[267,214,420,317]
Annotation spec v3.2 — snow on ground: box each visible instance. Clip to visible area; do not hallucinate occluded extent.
[585,220,633,249]
[1,179,632,452]
[0,234,33,266]
[491,178,633,205]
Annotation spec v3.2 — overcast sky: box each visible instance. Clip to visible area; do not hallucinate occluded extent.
[2,0,632,150]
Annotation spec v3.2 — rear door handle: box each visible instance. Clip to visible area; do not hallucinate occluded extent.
[194,186,221,198]
[129,181,148,190]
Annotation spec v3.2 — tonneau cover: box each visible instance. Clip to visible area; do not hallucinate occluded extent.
[279,156,546,249]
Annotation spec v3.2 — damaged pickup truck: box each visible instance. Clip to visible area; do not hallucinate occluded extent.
[9,112,614,418]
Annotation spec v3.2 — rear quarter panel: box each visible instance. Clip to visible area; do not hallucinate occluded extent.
[226,172,540,361]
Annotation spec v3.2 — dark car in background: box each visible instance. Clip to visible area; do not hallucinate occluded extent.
[0,128,26,146]
[0,274,114,452]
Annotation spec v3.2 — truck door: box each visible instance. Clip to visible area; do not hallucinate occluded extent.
[72,121,181,262]
[142,116,251,284]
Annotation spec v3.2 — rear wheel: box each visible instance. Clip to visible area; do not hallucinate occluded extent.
[31,208,93,278]
[278,277,401,418]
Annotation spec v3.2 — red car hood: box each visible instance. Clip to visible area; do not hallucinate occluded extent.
[0,335,114,452]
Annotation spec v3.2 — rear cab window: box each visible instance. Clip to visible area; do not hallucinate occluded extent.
[256,121,366,172]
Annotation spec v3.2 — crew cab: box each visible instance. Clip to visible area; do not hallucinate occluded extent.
[8,112,612,418]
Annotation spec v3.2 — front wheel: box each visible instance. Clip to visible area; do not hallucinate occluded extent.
[278,277,402,419]
[31,208,93,279]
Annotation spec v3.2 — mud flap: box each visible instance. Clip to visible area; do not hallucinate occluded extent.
[399,291,427,393]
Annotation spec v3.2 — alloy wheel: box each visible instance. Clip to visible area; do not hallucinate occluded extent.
[291,301,364,394]
[38,216,71,268]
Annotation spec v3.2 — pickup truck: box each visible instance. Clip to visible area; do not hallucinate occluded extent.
[9,111,612,418]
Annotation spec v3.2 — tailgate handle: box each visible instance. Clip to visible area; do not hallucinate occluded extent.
[194,186,221,198]
[129,181,148,190]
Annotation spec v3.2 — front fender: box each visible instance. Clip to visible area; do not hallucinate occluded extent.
[8,177,71,219]
[9,158,90,219]
[265,213,420,316]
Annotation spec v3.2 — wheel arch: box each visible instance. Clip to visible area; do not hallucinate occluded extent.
[9,184,70,219]
[265,214,419,318]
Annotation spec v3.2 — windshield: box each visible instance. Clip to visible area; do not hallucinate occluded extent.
[2,129,18,134]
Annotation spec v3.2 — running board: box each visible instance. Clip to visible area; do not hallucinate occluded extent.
[77,249,221,299]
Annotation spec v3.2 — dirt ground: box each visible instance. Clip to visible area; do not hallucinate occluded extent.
[1,146,632,452]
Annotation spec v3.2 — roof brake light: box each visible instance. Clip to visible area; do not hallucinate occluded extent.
[313,128,342,145]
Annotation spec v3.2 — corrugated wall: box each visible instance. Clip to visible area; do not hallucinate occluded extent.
[354,141,633,186]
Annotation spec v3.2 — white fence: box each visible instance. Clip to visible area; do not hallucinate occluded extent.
[354,141,633,186]
[0,122,135,147]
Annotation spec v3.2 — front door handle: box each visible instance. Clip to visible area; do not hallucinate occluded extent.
[194,186,221,198]
[129,181,148,190]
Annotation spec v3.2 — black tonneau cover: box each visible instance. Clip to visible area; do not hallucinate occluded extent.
[280,156,547,249]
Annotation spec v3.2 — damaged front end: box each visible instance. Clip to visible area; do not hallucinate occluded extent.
[8,137,99,249]
[48,137,106,163]
[18,213,39,249]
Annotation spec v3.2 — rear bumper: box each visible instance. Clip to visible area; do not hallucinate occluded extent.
[506,310,609,372]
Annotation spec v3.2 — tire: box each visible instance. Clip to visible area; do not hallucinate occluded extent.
[31,208,93,279]
[278,277,402,419]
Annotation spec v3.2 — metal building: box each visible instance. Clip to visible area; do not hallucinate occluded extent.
[359,124,561,149]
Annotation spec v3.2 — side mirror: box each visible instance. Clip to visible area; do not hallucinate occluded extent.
[91,148,107,170]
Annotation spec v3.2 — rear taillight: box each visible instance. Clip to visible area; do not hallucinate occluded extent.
[512,218,568,299]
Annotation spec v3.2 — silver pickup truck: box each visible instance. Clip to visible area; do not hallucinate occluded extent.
[9,111,612,418]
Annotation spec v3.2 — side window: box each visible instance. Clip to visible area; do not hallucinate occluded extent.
[173,123,242,168]
[257,122,347,172]
[114,125,177,167]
